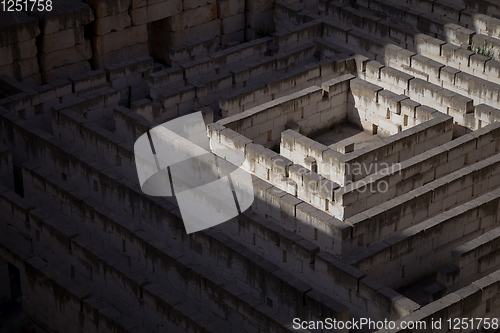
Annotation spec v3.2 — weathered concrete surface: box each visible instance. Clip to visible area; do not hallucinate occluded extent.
[1,1,500,332]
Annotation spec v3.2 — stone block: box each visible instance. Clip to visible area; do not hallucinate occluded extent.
[396,49,416,67]
[221,14,246,35]
[322,74,355,96]
[285,122,300,132]
[451,95,474,114]
[93,25,148,55]
[160,4,218,31]
[378,119,401,135]
[453,48,474,68]
[380,67,414,92]
[0,39,38,67]
[350,78,383,101]
[469,52,489,75]
[485,59,500,79]
[183,0,216,10]
[130,0,183,25]
[40,42,92,71]
[0,12,40,46]
[86,0,131,18]
[218,0,245,17]
[93,12,132,36]
[337,140,354,154]
[153,19,221,48]
[366,60,384,79]
[400,99,420,118]
[34,2,94,34]
[40,29,78,53]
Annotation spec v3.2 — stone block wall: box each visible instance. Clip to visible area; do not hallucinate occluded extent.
[0,12,40,85]
[444,226,500,293]
[0,79,430,327]
[311,7,500,135]
[471,33,500,61]
[208,123,350,247]
[166,36,218,67]
[3,78,496,329]
[274,1,309,32]
[410,39,500,86]
[217,79,351,148]
[2,0,500,331]
[0,55,153,135]
[150,1,219,58]
[218,0,245,45]
[0,104,423,324]
[22,141,320,328]
[0,74,73,132]
[20,256,142,333]
[282,84,453,187]
[337,122,500,223]
[0,165,421,327]
[323,0,475,49]
[211,98,454,226]
[0,106,361,332]
[347,148,500,255]
[361,58,478,125]
[349,77,443,136]
[476,104,500,128]
[273,21,323,51]
[354,186,500,290]
[389,270,500,333]
[217,41,356,118]
[3,177,309,332]
[366,48,499,120]
[0,0,282,84]
[148,37,272,113]
[34,2,95,82]
[0,146,13,191]
[245,0,275,41]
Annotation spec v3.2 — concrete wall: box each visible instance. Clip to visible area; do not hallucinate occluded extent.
[365,48,499,122]
[10,147,347,333]
[208,123,340,228]
[0,101,426,326]
[442,226,500,293]
[0,12,40,85]
[384,269,500,333]
[0,146,14,191]
[313,6,500,134]
[1,154,419,327]
[321,1,475,50]
[338,122,500,221]
[0,258,9,305]
[352,155,500,289]
[273,21,323,51]
[217,74,354,148]
[348,77,452,137]
[0,57,153,135]
[0,0,276,84]
[282,81,453,187]
[0,167,420,327]
[218,48,355,118]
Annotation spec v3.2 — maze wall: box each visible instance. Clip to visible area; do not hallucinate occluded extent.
[2,0,500,332]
